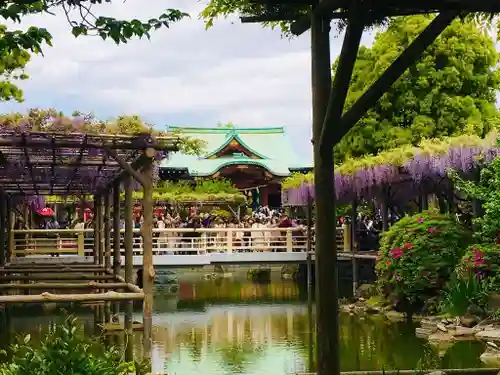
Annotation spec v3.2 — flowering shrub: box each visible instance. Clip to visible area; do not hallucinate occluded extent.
[376,211,472,306]
[456,244,500,284]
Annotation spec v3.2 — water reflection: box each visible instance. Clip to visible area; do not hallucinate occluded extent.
[147,279,486,374]
[0,277,488,375]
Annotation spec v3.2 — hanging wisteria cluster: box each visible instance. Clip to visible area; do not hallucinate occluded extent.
[282,133,500,206]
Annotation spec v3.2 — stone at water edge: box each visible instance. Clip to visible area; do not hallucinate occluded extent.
[480,350,500,366]
[452,326,475,337]
[436,323,448,332]
[476,329,500,341]
[425,371,447,375]
[460,315,479,328]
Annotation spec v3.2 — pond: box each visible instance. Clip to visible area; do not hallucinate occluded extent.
[0,270,488,375]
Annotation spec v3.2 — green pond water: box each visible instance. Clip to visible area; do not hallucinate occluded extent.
[0,272,488,375]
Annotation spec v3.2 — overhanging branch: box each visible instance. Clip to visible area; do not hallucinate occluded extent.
[331,11,458,146]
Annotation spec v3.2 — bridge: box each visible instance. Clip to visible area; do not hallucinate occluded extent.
[9,227,376,267]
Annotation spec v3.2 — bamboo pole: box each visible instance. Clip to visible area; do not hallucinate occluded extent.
[0,267,109,273]
[0,282,130,290]
[112,180,121,318]
[0,291,144,304]
[124,174,134,362]
[93,195,100,265]
[1,274,115,281]
[141,160,154,363]
[98,195,104,265]
[104,193,111,270]
[7,199,13,263]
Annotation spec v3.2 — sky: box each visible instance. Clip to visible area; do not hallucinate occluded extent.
[0,0,374,162]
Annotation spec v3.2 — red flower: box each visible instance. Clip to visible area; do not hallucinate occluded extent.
[418,217,424,224]
[386,259,391,265]
[428,227,437,233]
[403,242,413,249]
[389,248,404,259]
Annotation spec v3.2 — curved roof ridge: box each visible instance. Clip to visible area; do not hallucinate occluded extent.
[204,132,268,159]
[168,126,285,134]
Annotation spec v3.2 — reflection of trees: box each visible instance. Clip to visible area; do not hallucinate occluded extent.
[294,314,486,372]
[217,342,265,374]
[175,280,300,305]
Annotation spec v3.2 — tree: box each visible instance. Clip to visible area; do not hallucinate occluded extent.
[334,16,500,161]
[1,1,188,102]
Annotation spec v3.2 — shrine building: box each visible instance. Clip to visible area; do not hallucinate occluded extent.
[159,126,311,208]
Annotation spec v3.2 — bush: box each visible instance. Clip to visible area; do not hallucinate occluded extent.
[456,243,500,283]
[0,316,145,375]
[376,210,472,307]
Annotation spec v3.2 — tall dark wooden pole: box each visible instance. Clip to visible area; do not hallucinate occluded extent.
[123,175,134,362]
[312,0,365,374]
[141,157,155,364]
[310,3,335,375]
[6,198,11,263]
[98,196,104,266]
[0,194,5,267]
[104,193,111,270]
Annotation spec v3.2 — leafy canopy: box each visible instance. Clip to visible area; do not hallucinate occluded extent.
[1,0,188,102]
[335,15,500,162]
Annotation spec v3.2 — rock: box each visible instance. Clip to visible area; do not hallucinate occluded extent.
[384,311,405,321]
[428,332,454,343]
[358,297,365,302]
[426,371,447,375]
[460,315,479,328]
[480,350,500,366]
[365,306,380,314]
[466,304,486,318]
[437,323,448,332]
[422,297,440,315]
[356,284,375,299]
[420,320,439,333]
[476,329,500,341]
[452,327,475,337]
[416,327,433,338]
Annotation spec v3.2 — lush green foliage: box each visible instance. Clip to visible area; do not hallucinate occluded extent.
[0,109,206,155]
[0,317,145,375]
[1,1,187,102]
[376,211,472,304]
[335,16,500,161]
[440,244,500,316]
[439,275,490,317]
[132,179,246,204]
[452,154,500,243]
[45,179,245,204]
[455,244,500,282]
[282,132,495,190]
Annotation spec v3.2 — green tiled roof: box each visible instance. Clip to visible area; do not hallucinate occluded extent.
[161,126,311,177]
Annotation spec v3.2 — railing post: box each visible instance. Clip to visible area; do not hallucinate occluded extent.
[286,229,293,252]
[7,204,14,261]
[226,229,233,254]
[77,231,85,256]
[343,223,351,252]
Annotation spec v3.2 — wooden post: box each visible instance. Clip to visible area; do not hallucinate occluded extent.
[98,196,104,266]
[124,174,134,362]
[0,193,5,267]
[306,195,314,373]
[104,193,111,270]
[312,2,364,375]
[93,196,100,265]
[351,200,358,298]
[141,160,155,363]
[381,191,389,232]
[112,180,121,317]
[7,199,13,263]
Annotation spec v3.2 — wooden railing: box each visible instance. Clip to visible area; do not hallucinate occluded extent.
[10,226,350,257]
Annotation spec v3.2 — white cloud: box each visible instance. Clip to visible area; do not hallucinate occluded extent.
[0,0,374,160]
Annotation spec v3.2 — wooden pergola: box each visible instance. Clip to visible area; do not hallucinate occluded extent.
[0,128,179,367]
[243,2,500,375]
